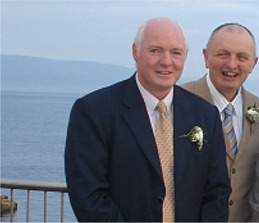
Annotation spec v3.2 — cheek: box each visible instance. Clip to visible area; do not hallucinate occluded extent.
[236,62,253,76]
[172,57,185,68]
[138,54,155,66]
[140,60,155,72]
[206,57,223,70]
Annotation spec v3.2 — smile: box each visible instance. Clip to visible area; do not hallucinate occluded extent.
[222,71,238,78]
[158,71,172,74]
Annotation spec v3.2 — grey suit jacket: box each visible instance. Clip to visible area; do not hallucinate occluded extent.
[182,74,259,222]
[250,158,259,222]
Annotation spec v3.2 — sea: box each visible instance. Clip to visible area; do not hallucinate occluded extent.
[1,90,85,222]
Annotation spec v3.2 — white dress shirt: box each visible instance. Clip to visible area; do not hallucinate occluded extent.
[136,74,174,133]
[206,74,243,147]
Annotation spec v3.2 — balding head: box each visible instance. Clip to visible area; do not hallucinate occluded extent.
[134,17,188,56]
[203,23,258,101]
[206,23,257,57]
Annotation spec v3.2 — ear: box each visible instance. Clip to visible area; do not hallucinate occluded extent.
[251,56,258,72]
[203,48,209,69]
[132,43,138,61]
[248,56,258,74]
[186,48,189,57]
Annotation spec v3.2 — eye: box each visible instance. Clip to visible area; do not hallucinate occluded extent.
[172,51,182,56]
[171,50,184,57]
[149,48,160,53]
[216,52,228,59]
[238,54,249,61]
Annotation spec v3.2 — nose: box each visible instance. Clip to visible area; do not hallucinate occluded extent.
[226,56,238,69]
[160,52,173,66]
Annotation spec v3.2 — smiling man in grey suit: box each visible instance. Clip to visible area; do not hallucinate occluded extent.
[182,23,259,222]
[65,17,231,222]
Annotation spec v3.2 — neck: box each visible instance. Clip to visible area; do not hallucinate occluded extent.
[222,90,239,102]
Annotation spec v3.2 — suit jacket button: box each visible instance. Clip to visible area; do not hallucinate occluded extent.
[232,168,236,174]
[158,196,164,202]
[229,200,234,206]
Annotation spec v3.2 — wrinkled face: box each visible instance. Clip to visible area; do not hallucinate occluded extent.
[132,20,187,100]
[204,29,258,101]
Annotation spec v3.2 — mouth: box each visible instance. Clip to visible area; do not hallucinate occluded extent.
[157,71,172,75]
[222,71,238,78]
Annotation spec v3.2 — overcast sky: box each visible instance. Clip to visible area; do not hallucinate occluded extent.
[2,0,259,81]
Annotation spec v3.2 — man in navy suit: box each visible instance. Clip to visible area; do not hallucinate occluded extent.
[65,17,231,222]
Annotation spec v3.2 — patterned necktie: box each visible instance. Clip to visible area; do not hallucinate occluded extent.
[223,103,238,158]
[155,101,175,222]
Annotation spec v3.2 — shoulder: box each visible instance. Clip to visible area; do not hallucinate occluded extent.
[181,75,206,91]
[243,87,259,102]
[69,79,128,117]
[242,87,259,113]
[71,75,140,115]
[76,76,133,105]
[175,85,215,110]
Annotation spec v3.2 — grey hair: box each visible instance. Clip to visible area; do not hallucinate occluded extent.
[133,18,188,56]
[133,20,149,56]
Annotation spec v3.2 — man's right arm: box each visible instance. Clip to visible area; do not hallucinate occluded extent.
[64,98,124,222]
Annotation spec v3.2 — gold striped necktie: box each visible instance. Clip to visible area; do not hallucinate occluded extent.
[155,101,175,222]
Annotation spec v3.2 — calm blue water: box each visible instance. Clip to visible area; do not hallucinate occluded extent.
[1,91,84,222]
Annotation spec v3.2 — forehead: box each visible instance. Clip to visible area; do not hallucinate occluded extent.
[211,28,255,54]
[141,22,186,49]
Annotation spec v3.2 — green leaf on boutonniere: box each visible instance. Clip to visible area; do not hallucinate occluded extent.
[179,126,207,150]
[246,103,259,136]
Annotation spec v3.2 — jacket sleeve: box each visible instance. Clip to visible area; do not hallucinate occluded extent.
[64,98,124,222]
[250,159,259,222]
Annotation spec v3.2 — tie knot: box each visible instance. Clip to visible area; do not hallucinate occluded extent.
[156,101,168,114]
[224,103,234,116]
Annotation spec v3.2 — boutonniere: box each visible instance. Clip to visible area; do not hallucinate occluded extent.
[246,103,259,136]
[179,126,206,150]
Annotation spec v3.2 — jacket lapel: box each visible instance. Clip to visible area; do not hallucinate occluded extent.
[235,88,254,161]
[196,77,234,160]
[173,86,194,187]
[121,75,163,180]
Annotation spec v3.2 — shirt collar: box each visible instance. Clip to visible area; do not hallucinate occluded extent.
[206,74,242,114]
[136,73,174,114]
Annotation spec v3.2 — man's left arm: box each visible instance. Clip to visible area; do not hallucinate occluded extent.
[250,159,259,222]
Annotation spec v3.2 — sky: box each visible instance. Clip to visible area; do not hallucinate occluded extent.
[1,0,259,81]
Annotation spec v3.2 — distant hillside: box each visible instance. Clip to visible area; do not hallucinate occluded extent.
[1,54,259,96]
[1,54,135,93]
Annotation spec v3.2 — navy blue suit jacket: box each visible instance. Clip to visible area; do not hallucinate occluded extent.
[65,74,231,222]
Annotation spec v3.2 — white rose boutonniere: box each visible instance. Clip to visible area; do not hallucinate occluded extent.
[246,103,259,136]
[179,126,206,150]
